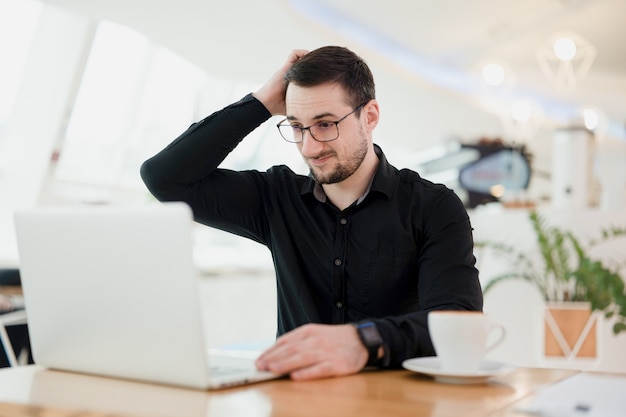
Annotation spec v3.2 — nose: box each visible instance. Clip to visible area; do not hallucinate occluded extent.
[298,129,324,156]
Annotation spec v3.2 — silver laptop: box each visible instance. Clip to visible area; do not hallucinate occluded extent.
[13,202,281,389]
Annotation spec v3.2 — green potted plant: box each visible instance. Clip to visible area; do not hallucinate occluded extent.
[478,211,626,345]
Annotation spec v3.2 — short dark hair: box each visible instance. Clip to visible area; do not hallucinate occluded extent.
[284,46,375,108]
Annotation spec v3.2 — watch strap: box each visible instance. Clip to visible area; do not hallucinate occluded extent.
[353,321,384,366]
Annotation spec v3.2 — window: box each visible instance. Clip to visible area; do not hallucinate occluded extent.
[55,20,306,193]
[0,0,42,145]
[55,20,207,188]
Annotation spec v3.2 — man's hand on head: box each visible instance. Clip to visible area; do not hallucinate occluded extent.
[253,49,308,116]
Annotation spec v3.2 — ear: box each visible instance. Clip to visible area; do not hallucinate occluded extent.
[363,99,380,131]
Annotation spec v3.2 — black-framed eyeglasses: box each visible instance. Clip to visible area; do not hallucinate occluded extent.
[276,103,367,143]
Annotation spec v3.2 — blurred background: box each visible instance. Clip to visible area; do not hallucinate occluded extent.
[1,0,625,212]
[1,0,626,370]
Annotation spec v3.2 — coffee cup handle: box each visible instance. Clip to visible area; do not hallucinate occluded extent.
[485,323,506,353]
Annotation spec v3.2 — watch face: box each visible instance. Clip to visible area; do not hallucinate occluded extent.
[359,323,382,345]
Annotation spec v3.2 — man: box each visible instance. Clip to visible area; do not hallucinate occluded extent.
[141,46,483,381]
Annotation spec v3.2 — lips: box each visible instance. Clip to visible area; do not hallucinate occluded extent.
[307,152,335,165]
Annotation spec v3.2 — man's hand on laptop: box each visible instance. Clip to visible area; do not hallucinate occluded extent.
[255,324,368,380]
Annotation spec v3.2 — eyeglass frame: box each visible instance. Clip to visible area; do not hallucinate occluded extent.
[276,102,368,143]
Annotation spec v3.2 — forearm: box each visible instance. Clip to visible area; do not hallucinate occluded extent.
[140,94,271,202]
[368,313,429,368]
[375,194,483,368]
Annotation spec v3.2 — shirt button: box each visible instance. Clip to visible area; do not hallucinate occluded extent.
[335,301,343,309]
[339,218,347,225]
[334,259,342,266]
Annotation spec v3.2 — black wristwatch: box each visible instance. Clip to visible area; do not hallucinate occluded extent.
[353,321,384,366]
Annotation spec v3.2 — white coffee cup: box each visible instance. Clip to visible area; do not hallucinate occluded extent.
[428,311,505,374]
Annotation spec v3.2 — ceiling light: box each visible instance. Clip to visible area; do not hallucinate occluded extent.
[471,60,516,101]
[498,100,543,144]
[553,37,577,61]
[582,108,599,131]
[575,106,608,140]
[482,63,505,87]
[536,32,596,88]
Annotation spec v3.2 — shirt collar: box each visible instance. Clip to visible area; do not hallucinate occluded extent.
[301,144,396,203]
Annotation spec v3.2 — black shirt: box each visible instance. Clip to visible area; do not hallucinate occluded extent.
[140,93,483,368]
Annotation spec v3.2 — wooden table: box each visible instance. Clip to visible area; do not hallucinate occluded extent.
[0,365,576,417]
[0,286,22,296]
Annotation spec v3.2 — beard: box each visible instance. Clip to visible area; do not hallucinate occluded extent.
[307,136,369,185]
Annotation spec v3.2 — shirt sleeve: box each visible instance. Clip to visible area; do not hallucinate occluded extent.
[372,189,483,368]
[140,93,273,242]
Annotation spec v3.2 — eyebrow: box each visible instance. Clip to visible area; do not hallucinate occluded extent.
[286,111,337,122]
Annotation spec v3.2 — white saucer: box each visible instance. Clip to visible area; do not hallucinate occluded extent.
[402,357,516,384]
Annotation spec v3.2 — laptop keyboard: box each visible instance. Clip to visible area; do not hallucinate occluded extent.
[209,365,256,377]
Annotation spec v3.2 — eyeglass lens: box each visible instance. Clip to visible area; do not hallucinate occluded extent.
[278,123,339,143]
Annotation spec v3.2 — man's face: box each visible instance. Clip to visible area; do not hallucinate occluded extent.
[285,83,372,185]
